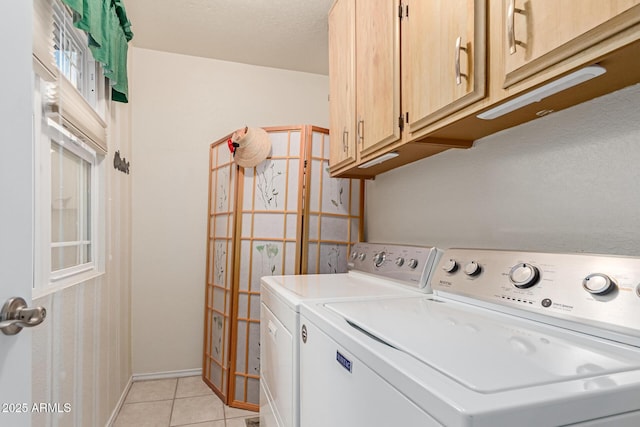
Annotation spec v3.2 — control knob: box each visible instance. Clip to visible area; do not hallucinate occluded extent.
[464,261,481,277]
[373,252,386,267]
[350,251,358,261]
[442,259,458,273]
[407,259,419,269]
[395,257,405,267]
[358,253,366,261]
[583,273,616,295]
[509,263,540,289]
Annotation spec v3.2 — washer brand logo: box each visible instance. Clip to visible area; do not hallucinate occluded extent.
[439,280,452,286]
[336,351,352,373]
[301,324,307,343]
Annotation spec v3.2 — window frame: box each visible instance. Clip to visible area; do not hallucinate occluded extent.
[32,0,109,297]
[33,76,105,297]
[47,120,98,282]
[51,0,107,119]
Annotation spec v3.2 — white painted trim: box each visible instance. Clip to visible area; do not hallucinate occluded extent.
[105,376,132,427]
[32,270,106,299]
[132,368,203,382]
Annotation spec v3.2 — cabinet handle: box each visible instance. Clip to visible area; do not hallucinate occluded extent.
[357,119,364,146]
[507,0,524,55]
[455,36,467,85]
[342,129,348,153]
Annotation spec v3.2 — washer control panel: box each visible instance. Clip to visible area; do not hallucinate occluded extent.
[432,249,640,341]
[348,243,442,291]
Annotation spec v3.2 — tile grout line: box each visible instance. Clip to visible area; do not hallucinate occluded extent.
[168,378,178,427]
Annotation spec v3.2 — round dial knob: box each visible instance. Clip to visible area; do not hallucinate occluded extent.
[358,253,366,261]
[395,257,405,267]
[442,259,458,273]
[350,251,358,260]
[407,259,419,269]
[583,273,616,295]
[373,252,386,267]
[509,263,540,289]
[464,261,481,276]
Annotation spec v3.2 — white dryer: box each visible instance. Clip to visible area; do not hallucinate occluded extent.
[300,249,640,426]
[259,242,442,427]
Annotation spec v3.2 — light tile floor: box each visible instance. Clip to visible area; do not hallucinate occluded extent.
[113,376,258,427]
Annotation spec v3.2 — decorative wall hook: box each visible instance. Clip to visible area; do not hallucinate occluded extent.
[114,150,130,174]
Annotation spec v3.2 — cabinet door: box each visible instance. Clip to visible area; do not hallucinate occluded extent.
[329,0,357,169]
[504,0,640,87]
[402,0,486,135]
[356,0,401,158]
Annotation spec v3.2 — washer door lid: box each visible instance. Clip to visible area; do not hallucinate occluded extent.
[325,297,640,393]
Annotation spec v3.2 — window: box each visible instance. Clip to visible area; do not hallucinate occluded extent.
[52,0,107,116]
[33,77,104,293]
[32,0,107,294]
[50,128,96,278]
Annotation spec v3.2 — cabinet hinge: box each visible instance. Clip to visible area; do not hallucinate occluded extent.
[398,3,408,20]
[398,114,404,131]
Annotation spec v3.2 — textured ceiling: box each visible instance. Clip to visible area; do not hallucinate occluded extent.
[122,0,334,75]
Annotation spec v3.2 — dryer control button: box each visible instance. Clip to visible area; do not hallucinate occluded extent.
[373,252,386,267]
[442,259,458,273]
[583,273,616,295]
[509,263,540,289]
[464,261,481,276]
[407,259,419,269]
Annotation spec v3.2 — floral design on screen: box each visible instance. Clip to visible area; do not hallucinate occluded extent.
[215,242,226,285]
[256,243,279,275]
[327,245,342,273]
[217,169,228,211]
[325,164,344,207]
[256,161,282,209]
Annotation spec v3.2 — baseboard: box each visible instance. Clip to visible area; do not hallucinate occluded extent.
[132,368,202,382]
[105,376,133,427]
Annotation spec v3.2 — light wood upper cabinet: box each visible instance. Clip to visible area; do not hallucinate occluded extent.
[329,0,401,173]
[329,0,357,169]
[402,0,486,134]
[328,0,640,178]
[503,0,640,87]
[355,0,401,158]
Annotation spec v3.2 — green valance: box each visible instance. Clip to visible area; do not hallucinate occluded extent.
[61,0,134,103]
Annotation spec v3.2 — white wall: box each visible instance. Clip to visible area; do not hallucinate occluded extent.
[32,101,132,427]
[130,47,329,374]
[366,84,640,256]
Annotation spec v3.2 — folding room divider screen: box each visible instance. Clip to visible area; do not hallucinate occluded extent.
[203,125,364,410]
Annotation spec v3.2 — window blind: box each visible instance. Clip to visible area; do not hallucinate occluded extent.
[33,0,58,81]
[48,76,108,154]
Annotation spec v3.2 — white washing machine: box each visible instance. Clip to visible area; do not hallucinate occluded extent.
[259,242,442,427]
[300,248,640,426]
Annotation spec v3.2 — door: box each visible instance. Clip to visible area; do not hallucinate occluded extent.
[328,0,357,170]
[355,0,401,158]
[402,0,486,133]
[504,0,640,87]
[0,2,34,426]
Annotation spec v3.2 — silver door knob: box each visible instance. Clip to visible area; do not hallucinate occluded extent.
[0,297,46,335]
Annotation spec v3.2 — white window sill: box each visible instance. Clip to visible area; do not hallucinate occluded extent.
[32,270,106,300]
